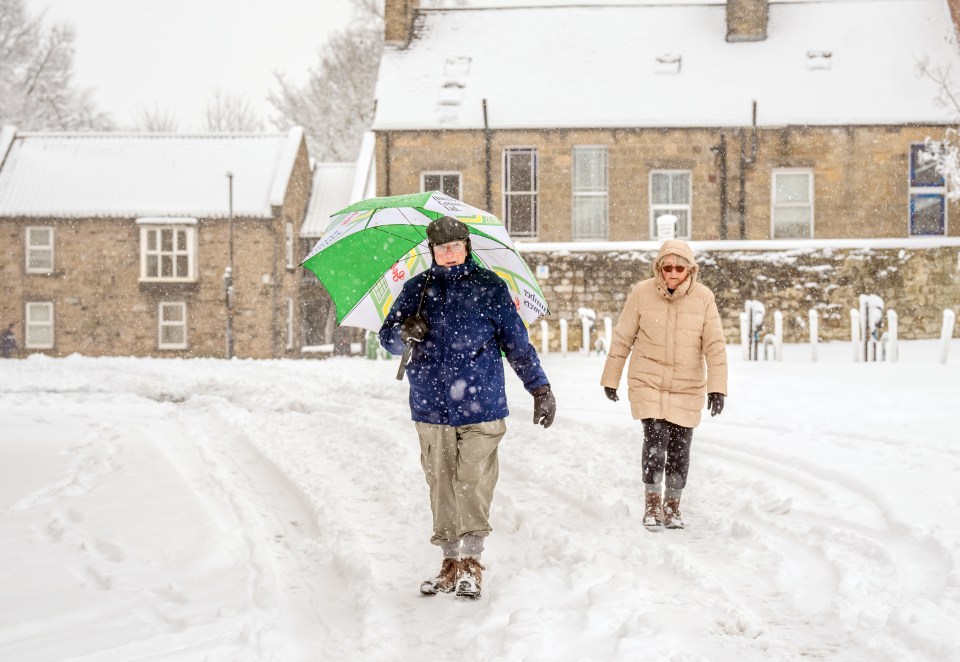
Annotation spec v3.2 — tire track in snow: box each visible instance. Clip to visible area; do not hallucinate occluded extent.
[165,393,365,661]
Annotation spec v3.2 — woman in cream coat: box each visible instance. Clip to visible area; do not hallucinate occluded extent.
[600,239,728,529]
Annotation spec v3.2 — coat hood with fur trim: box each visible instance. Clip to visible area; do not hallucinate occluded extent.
[653,239,698,299]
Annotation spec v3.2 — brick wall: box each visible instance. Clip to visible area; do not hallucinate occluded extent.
[378,124,957,242]
[0,140,313,359]
[521,244,960,350]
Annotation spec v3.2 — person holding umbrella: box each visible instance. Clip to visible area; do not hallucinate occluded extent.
[600,239,727,531]
[379,216,556,599]
[2,323,17,358]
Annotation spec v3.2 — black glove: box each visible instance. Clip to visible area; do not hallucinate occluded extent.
[707,392,725,417]
[400,315,428,344]
[531,385,556,429]
[603,387,619,402]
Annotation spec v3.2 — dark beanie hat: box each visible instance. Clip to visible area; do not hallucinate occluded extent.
[426,216,470,245]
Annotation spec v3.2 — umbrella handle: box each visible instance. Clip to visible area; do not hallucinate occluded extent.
[396,342,414,381]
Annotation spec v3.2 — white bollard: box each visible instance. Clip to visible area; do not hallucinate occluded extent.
[809,309,819,362]
[559,318,569,357]
[540,319,549,356]
[850,308,861,362]
[604,317,613,354]
[886,310,898,363]
[580,317,591,355]
[940,309,956,365]
[773,310,784,361]
[739,312,749,360]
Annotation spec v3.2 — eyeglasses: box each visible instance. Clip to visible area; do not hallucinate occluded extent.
[661,265,687,274]
[434,241,466,254]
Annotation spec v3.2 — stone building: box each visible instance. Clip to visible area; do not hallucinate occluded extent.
[371,0,960,343]
[0,126,311,358]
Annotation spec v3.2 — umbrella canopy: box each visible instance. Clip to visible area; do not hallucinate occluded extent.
[301,191,549,333]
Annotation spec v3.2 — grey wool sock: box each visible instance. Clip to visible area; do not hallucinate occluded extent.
[645,483,662,494]
[460,534,485,559]
[664,487,683,500]
[440,539,462,559]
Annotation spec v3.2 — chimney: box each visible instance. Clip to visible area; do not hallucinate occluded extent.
[949,0,960,39]
[385,0,420,46]
[726,0,769,42]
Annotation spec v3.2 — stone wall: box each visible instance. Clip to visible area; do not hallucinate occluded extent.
[521,242,960,350]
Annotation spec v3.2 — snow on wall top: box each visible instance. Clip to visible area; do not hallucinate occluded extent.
[374,0,960,130]
[301,162,356,238]
[0,127,304,219]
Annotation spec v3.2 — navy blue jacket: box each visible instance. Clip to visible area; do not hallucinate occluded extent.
[379,260,549,426]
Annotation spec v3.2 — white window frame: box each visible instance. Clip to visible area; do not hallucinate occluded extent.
[25,226,55,274]
[137,218,198,282]
[770,168,815,239]
[25,301,54,349]
[285,221,295,269]
[649,170,692,239]
[158,302,188,350]
[286,297,295,350]
[572,146,609,241]
[421,171,462,200]
[908,143,947,236]
[503,147,538,238]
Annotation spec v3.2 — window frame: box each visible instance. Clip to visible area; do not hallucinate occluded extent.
[420,171,462,200]
[572,145,609,241]
[649,169,693,240]
[770,168,815,239]
[908,144,947,236]
[137,218,198,282]
[503,147,539,238]
[285,221,295,269]
[25,301,54,349]
[25,226,55,274]
[157,301,188,350]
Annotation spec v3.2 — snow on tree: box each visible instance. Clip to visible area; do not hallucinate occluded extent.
[918,58,960,200]
[269,1,382,161]
[0,0,111,130]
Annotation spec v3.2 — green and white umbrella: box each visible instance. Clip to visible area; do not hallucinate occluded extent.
[301,191,550,333]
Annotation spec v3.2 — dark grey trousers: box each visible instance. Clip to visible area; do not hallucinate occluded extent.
[641,418,694,490]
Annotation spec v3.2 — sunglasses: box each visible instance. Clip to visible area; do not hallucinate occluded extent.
[661,265,687,274]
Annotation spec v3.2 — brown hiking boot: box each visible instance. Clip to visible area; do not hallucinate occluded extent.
[664,497,684,529]
[456,557,484,599]
[420,558,459,595]
[643,491,664,528]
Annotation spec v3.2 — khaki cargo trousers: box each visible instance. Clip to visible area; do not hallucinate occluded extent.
[415,418,507,546]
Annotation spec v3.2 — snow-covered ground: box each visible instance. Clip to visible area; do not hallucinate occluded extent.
[2,340,959,662]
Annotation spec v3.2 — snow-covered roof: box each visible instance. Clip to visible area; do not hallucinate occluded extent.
[374,0,960,130]
[0,126,304,218]
[300,163,356,238]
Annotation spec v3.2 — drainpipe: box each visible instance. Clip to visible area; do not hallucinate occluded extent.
[711,133,729,239]
[483,99,492,212]
[384,133,392,196]
[271,216,280,358]
[737,100,758,239]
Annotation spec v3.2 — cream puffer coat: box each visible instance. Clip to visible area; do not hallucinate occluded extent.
[600,240,728,428]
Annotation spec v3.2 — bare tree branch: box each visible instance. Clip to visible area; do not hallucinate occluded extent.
[203,90,264,132]
[0,0,112,130]
[134,104,180,132]
[269,25,381,161]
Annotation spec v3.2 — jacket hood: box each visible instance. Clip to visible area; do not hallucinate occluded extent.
[653,239,698,298]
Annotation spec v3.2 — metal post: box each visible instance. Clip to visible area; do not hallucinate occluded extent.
[225,171,235,359]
